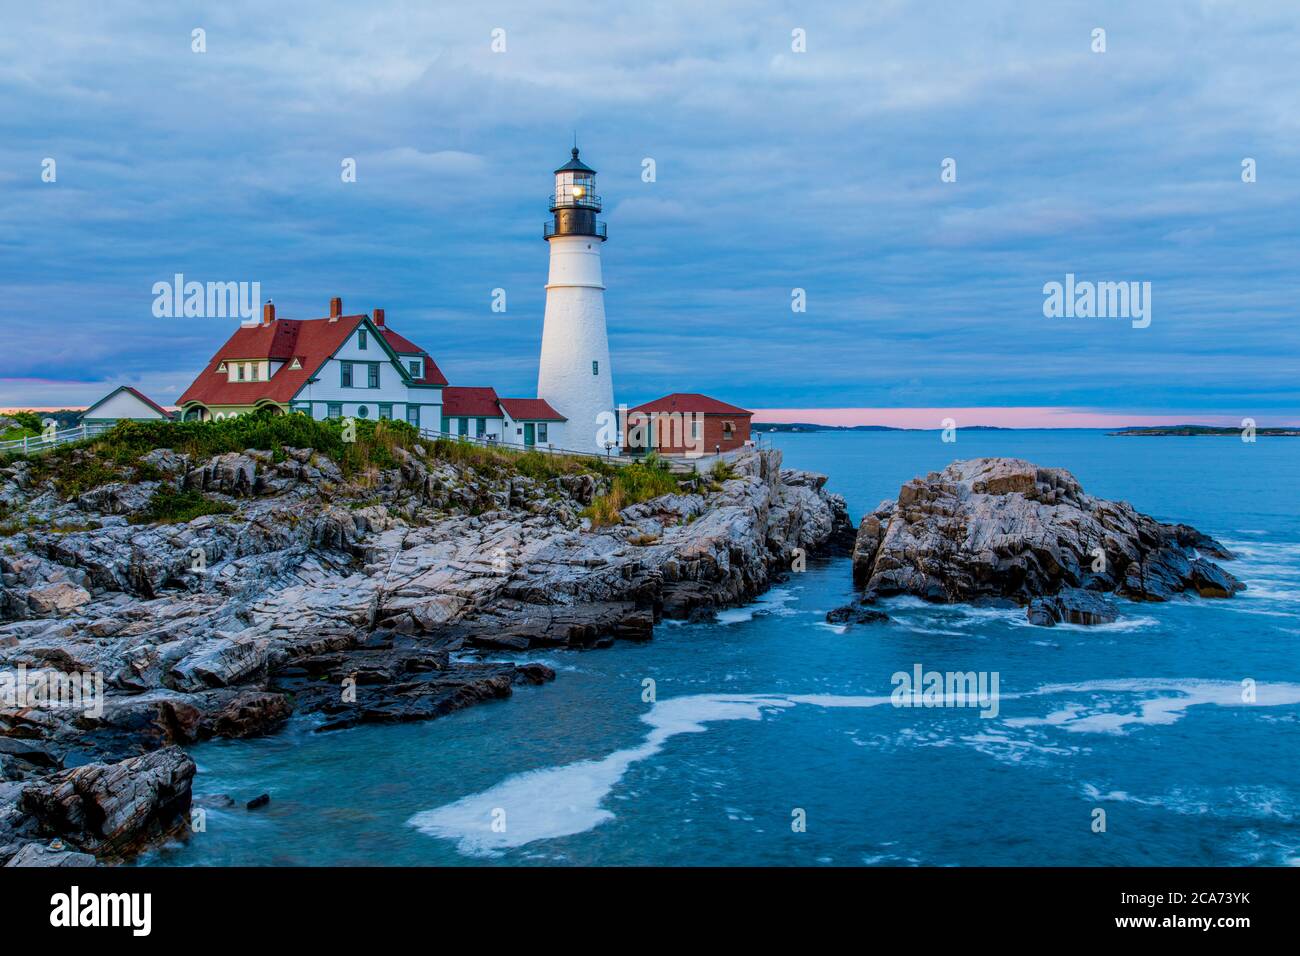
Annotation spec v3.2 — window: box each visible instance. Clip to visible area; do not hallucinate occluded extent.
[408,359,422,379]
[244,362,253,381]
[378,404,392,420]
[367,363,379,388]
[236,363,245,381]
[441,416,450,434]
[327,403,342,419]
[723,420,735,437]
[592,361,599,376]
[357,405,370,419]
[458,417,468,436]
[538,423,548,443]
[475,418,486,437]
[406,405,420,427]
[691,418,702,440]
[292,403,311,416]
[358,329,367,350]
[341,362,353,388]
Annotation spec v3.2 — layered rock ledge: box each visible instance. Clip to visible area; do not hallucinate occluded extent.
[838,457,1242,625]
[0,442,849,862]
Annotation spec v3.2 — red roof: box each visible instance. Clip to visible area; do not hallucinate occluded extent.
[177,312,445,407]
[380,328,421,353]
[499,398,566,421]
[442,386,503,418]
[628,393,751,416]
[382,329,448,386]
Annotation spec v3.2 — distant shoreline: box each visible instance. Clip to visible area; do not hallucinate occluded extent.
[1109,426,1300,437]
[754,422,1299,435]
[753,423,1011,432]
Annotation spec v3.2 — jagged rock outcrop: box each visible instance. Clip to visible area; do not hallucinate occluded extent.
[1025,587,1119,627]
[846,458,1242,622]
[825,604,890,626]
[4,842,96,866]
[18,746,195,858]
[0,442,848,861]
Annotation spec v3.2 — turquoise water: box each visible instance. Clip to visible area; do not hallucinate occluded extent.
[143,431,1300,866]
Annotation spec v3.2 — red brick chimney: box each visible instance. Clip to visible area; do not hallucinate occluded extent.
[373,308,385,327]
[329,296,342,319]
[262,300,275,326]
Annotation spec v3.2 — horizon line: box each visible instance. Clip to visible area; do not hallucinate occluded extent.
[748,407,1298,429]
[5,403,1295,431]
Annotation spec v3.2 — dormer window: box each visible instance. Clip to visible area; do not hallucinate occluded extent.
[408,359,423,379]
[217,362,227,374]
[290,358,302,370]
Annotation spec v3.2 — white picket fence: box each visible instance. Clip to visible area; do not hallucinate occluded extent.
[0,422,112,457]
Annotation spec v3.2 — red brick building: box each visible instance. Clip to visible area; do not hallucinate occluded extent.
[624,393,752,456]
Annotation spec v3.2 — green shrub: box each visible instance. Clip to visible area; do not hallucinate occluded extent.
[21,407,622,510]
[129,487,236,525]
[10,411,43,432]
[53,458,121,499]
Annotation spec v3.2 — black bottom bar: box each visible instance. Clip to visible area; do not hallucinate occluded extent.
[3,866,1288,941]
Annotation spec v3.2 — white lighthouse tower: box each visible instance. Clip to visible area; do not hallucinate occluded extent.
[537,146,614,454]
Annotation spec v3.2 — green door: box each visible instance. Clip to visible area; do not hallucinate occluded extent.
[523,422,535,446]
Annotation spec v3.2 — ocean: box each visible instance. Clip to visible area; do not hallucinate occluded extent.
[142,430,1300,866]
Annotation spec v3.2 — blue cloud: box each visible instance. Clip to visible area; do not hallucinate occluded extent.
[1,1,1296,418]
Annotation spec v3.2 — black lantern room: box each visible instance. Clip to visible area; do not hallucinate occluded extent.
[545,147,607,241]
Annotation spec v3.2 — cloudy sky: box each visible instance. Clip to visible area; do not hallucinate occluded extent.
[2,1,1297,425]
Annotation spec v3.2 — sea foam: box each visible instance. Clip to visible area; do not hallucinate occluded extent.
[411,679,1300,855]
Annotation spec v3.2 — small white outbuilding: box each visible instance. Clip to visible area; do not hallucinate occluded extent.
[80,386,172,424]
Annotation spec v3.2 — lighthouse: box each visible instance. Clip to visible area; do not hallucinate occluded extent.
[537,146,614,454]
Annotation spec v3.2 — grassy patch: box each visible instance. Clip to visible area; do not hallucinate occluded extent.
[54,458,122,499]
[0,426,39,443]
[582,456,684,527]
[129,487,236,525]
[709,459,737,482]
[425,437,616,482]
[14,409,621,516]
[1,411,57,444]
[48,520,104,534]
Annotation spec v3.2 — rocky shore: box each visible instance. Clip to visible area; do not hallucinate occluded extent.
[834,457,1243,627]
[0,439,850,864]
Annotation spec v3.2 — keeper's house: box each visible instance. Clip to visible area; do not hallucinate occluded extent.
[177,298,445,427]
[176,297,566,448]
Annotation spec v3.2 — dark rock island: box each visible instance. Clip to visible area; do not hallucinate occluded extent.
[833,457,1243,627]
